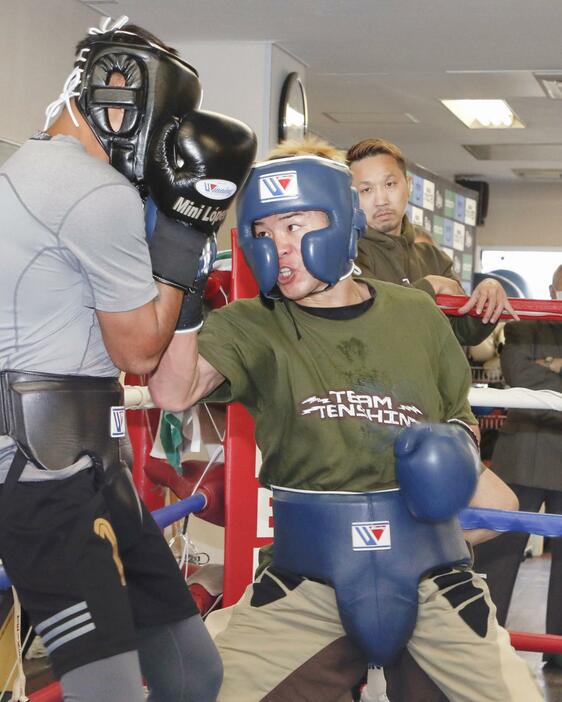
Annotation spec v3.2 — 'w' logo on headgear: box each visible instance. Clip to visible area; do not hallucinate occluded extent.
[351,521,391,551]
[259,171,299,202]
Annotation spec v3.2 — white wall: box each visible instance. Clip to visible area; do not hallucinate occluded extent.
[173,40,307,248]
[172,41,271,160]
[174,41,307,159]
[0,0,97,144]
[477,181,562,249]
[173,41,270,249]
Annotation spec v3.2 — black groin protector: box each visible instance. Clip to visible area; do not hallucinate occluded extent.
[0,370,122,471]
[0,370,143,547]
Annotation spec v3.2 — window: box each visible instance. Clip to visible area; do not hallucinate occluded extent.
[480,249,561,299]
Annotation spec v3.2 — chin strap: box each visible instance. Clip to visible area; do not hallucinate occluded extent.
[308,260,356,295]
[338,261,357,281]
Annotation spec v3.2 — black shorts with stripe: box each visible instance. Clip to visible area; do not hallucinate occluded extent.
[0,468,197,677]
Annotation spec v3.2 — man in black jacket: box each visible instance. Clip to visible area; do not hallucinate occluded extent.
[474,264,562,666]
[346,138,517,347]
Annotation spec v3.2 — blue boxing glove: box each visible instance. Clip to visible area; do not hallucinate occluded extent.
[394,423,479,523]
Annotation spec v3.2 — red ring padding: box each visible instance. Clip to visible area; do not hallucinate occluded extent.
[510,630,562,654]
[28,682,61,701]
[143,458,225,527]
[204,270,231,309]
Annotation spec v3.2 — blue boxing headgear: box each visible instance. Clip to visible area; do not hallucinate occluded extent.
[237,156,366,298]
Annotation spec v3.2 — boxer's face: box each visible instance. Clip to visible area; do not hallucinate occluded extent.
[253,210,329,301]
[350,154,411,236]
[107,72,126,132]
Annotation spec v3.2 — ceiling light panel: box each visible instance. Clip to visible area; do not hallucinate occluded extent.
[441,99,525,129]
[463,143,562,161]
[534,73,562,99]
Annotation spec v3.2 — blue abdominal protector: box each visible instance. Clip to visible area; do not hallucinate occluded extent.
[272,486,470,666]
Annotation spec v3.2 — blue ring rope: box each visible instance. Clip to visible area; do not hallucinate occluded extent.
[1,503,560,592]
[459,507,562,537]
[152,492,206,529]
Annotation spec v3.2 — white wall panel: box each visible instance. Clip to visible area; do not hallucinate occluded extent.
[478,181,562,249]
[0,0,97,144]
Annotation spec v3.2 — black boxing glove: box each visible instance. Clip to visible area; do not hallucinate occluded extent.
[145,199,216,329]
[145,109,257,235]
[145,197,208,291]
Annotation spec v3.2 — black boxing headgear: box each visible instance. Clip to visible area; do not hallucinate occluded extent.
[44,16,201,186]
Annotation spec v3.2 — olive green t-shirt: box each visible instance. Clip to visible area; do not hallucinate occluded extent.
[198,279,475,492]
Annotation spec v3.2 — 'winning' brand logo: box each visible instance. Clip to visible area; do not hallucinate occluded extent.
[258,171,299,202]
[351,521,391,551]
[195,179,237,201]
[110,406,126,438]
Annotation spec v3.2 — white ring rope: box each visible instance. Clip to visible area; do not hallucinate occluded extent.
[124,384,562,413]
[124,385,154,409]
[469,386,562,411]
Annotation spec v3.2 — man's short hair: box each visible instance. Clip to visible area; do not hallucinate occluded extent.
[75,23,179,57]
[268,135,346,162]
[346,138,407,177]
[553,264,562,288]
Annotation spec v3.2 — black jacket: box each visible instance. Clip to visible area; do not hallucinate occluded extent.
[493,320,562,490]
[356,216,494,346]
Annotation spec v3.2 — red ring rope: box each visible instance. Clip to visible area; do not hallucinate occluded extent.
[510,630,562,654]
[436,294,562,321]
[25,631,562,701]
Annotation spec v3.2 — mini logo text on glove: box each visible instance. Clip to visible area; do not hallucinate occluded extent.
[172,197,227,226]
[259,171,298,202]
[110,406,126,438]
[352,521,391,551]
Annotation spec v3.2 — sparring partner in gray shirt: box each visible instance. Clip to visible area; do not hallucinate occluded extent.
[0,133,156,482]
[0,16,255,702]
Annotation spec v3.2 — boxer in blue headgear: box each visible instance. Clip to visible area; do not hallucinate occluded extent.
[149,141,541,702]
[237,155,366,298]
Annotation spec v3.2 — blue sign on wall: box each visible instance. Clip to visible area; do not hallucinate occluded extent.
[454,193,465,223]
[412,175,424,207]
[443,218,454,247]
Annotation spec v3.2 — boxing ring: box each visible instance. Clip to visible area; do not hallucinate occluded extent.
[1,244,561,700]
